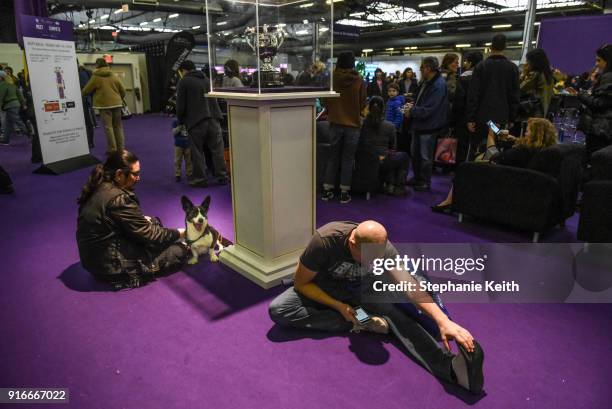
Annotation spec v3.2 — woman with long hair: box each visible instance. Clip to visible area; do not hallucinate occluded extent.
[399,67,418,98]
[575,44,612,159]
[432,118,558,213]
[76,150,187,289]
[519,48,554,120]
[359,96,410,196]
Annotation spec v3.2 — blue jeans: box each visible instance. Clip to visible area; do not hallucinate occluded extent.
[410,132,438,185]
[0,107,26,143]
[323,124,360,191]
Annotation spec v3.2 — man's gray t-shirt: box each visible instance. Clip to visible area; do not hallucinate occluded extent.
[299,221,397,293]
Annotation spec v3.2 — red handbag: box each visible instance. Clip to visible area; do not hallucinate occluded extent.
[434,137,458,165]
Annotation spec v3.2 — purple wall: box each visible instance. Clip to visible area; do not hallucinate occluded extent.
[538,14,612,75]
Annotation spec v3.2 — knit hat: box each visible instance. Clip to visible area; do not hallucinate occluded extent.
[337,51,355,69]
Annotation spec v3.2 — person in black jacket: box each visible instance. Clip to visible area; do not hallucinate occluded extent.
[456,51,483,163]
[466,34,520,151]
[76,150,188,289]
[367,68,388,100]
[359,96,410,196]
[177,60,228,187]
[399,67,418,99]
[575,44,612,159]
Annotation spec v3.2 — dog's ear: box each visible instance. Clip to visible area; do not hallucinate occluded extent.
[181,196,194,212]
[201,195,211,213]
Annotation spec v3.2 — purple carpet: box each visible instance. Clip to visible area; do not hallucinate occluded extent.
[1,114,610,409]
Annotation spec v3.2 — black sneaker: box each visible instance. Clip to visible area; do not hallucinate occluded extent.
[321,189,334,201]
[339,191,351,204]
[452,341,484,395]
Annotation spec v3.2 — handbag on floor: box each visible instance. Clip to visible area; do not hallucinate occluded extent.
[434,136,458,165]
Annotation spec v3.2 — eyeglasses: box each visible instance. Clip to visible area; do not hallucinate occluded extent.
[129,170,141,177]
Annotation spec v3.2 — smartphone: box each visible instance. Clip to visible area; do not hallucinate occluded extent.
[354,306,371,324]
[487,120,501,135]
[487,121,499,135]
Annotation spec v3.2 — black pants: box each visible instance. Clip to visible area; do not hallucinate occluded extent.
[269,286,454,382]
[379,151,410,186]
[95,243,189,289]
[188,119,227,183]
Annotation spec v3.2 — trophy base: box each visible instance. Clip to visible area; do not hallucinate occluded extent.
[251,70,284,88]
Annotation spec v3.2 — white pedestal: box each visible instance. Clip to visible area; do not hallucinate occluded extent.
[209,91,337,288]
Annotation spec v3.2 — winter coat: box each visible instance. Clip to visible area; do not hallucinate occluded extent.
[519,71,554,118]
[408,72,449,134]
[176,70,222,131]
[77,182,180,277]
[385,95,406,130]
[578,71,612,147]
[81,66,126,109]
[467,54,520,125]
[326,68,367,128]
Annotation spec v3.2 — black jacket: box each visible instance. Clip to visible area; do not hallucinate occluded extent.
[579,71,612,145]
[76,182,179,276]
[399,78,418,97]
[176,70,222,131]
[467,54,520,125]
[359,120,396,156]
[367,79,388,100]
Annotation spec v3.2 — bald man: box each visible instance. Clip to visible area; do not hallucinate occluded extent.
[269,220,484,394]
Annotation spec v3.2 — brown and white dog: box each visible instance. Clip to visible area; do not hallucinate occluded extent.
[181,195,223,264]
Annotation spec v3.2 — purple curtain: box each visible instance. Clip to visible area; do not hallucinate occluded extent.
[14,0,48,47]
[538,14,612,75]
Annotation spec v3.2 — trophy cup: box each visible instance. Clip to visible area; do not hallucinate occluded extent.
[244,24,286,88]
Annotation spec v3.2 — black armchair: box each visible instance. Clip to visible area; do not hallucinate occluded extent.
[453,144,584,242]
[578,145,612,242]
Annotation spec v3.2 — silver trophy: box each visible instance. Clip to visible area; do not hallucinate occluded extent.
[244,24,286,87]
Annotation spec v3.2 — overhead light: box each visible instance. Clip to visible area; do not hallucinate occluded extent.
[426,29,442,34]
[217,21,227,26]
[88,19,95,24]
[140,21,148,26]
[100,14,109,20]
[349,12,365,17]
[485,42,492,46]
[303,19,309,24]
[299,2,314,7]
[296,30,309,35]
[362,48,373,53]
[518,41,524,45]
[456,44,471,48]
[532,40,536,44]
[326,0,343,3]
[169,13,179,18]
[78,24,85,28]
[386,47,394,51]
[153,18,162,22]
[457,26,475,31]
[426,21,441,25]
[534,22,541,26]
[113,9,123,14]
[492,24,512,29]
[277,23,287,27]
[319,27,329,32]
[100,25,115,30]
[419,2,440,7]
[192,25,200,29]
[405,46,418,50]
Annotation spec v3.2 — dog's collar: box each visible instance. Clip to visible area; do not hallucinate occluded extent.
[185,220,209,245]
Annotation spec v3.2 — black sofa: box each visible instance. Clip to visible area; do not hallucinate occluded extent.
[453,144,585,242]
[578,145,612,242]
